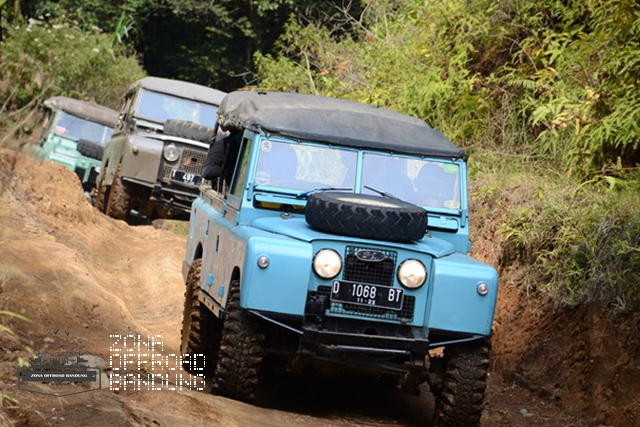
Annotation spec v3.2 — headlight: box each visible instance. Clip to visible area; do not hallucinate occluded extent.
[397,259,427,289]
[313,249,342,279]
[163,144,180,162]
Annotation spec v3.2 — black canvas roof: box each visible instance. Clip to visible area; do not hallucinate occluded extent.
[218,91,465,159]
[130,77,227,106]
[44,97,118,127]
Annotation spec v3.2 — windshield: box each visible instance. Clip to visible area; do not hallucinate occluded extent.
[254,140,357,192]
[135,89,218,127]
[53,111,114,145]
[361,153,461,210]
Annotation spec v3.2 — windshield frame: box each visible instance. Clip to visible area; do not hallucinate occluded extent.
[247,135,466,215]
[131,88,218,127]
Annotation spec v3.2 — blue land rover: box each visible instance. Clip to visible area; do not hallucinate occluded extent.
[181,91,498,427]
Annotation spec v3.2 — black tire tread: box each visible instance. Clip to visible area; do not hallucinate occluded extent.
[164,119,215,143]
[180,259,221,374]
[305,192,427,242]
[212,280,265,402]
[77,139,104,160]
[434,339,491,427]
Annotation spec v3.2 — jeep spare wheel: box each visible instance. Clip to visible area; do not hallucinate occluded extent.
[305,192,428,242]
[163,119,215,143]
[77,139,104,160]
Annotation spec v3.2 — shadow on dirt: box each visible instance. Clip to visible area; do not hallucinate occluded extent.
[254,370,433,427]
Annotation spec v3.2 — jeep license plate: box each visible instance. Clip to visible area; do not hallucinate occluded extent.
[330,280,403,311]
[170,169,202,186]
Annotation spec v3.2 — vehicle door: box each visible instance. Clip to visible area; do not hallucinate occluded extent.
[200,131,253,308]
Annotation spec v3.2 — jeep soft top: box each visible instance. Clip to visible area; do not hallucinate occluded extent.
[43,96,118,128]
[129,77,227,110]
[217,90,465,159]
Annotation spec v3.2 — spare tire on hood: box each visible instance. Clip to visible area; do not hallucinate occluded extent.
[164,119,215,143]
[305,192,428,242]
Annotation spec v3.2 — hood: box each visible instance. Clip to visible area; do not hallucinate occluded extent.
[251,217,456,258]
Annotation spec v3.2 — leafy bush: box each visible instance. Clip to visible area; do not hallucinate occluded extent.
[0,16,145,117]
[255,0,640,175]
[477,166,640,310]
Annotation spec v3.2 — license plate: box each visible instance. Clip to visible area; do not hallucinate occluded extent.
[170,169,202,186]
[330,280,404,311]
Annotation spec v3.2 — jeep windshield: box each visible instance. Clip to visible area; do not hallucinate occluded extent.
[254,140,461,210]
[53,111,114,145]
[361,153,461,210]
[135,89,218,126]
[254,140,358,192]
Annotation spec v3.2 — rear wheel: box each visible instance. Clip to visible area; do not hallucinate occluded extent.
[106,165,131,220]
[180,259,221,374]
[212,280,265,402]
[433,339,491,427]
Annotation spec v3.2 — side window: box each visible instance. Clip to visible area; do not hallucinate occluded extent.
[229,137,253,198]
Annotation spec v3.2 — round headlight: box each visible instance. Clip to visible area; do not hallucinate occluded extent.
[163,144,180,162]
[397,259,427,289]
[313,249,342,279]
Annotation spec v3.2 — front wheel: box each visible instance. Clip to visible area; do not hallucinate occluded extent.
[181,259,222,374]
[105,165,131,220]
[94,173,108,213]
[433,339,491,427]
[212,280,265,402]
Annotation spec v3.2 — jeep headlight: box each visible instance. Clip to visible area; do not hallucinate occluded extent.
[313,249,342,279]
[163,144,180,162]
[397,259,427,289]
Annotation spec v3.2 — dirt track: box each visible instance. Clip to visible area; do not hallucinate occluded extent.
[0,153,589,426]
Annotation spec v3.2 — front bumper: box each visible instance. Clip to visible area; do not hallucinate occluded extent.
[123,176,199,212]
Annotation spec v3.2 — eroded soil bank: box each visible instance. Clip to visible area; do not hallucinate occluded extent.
[0,152,633,426]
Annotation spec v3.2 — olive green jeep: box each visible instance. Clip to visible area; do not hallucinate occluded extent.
[95,77,226,220]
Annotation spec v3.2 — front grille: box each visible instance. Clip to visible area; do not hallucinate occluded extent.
[317,286,415,323]
[163,146,207,181]
[343,246,397,286]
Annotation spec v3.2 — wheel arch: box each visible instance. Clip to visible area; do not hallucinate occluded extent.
[193,243,203,261]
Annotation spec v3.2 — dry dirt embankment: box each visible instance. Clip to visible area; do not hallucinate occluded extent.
[471,179,640,427]
[0,151,607,427]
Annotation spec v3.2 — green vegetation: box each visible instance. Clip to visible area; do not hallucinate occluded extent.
[0,16,145,144]
[255,0,640,309]
[473,157,640,309]
[256,0,639,174]
[1,17,144,111]
[16,0,362,91]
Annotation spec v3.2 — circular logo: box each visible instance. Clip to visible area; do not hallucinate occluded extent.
[255,170,271,185]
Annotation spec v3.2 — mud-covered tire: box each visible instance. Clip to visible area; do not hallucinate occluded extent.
[433,339,491,427]
[106,165,132,220]
[305,192,427,242]
[181,259,222,374]
[94,173,108,213]
[164,119,215,143]
[212,280,265,402]
[77,139,104,160]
